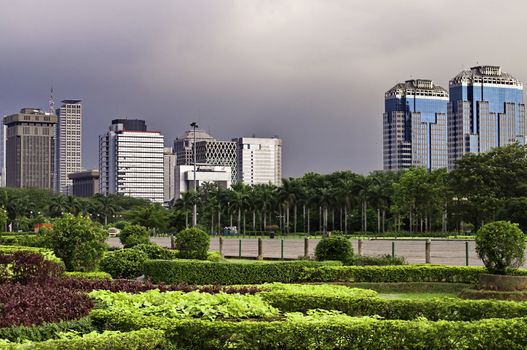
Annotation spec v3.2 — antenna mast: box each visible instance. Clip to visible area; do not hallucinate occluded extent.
[49,87,55,115]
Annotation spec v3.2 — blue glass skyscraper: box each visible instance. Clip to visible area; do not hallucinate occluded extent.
[448,65,525,168]
[383,79,449,170]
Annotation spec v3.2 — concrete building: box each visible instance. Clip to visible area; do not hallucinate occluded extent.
[383,79,449,170]
[234,137,282,185]
[55,100,82,194]
[448,65,525,168]
[0,124,6,187]
[163,147,176,203]
[99,119,164,203]
[174,130,237,183]
[68,169,99,197]
[4,108,57,188]
[175,165,231,199]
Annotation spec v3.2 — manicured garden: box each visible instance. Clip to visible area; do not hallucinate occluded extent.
[1,216,527,349]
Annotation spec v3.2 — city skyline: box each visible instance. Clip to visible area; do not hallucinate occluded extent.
[2,1,527,177]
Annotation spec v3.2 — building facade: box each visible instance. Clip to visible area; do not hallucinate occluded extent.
[68,169,99,197]
[383,79,448,171]
[55,100,82,194]
[234,137,282,185]
[4,108,57,188]
[163,147,176,203]
[448,65,525,168]
[175,165,231,199]
[99,119,164,203]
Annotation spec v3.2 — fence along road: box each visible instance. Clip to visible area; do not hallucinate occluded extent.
[107,236,511,266]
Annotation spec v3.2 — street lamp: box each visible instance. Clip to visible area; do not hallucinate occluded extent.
[190,122,198,227]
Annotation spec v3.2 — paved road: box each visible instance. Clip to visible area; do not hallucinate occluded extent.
[107,236,499,266]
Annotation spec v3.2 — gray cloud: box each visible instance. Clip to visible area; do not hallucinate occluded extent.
[0,0,526,177]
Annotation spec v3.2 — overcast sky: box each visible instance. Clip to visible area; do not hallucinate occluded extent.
[0,0,525,177]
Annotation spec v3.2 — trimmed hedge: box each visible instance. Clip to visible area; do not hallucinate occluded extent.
[0,246,61,264]
[348,255,406,266]
[64,271,112,280]
[299,265,527,284]
[143,260,342,284]
[0,328,166,350]
[0,235,43,247]
[459,288,527,301]
[0,317,94,342]
[163,317,527,350]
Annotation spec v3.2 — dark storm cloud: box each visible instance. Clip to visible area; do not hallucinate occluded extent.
[0,0,525,176]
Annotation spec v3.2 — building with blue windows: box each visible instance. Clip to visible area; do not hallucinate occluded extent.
[448,65,525,168]
[383,79,449,170]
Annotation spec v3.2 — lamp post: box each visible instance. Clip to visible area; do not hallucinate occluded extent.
[190,122,198,227]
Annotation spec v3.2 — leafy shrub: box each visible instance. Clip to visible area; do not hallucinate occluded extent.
[143,260,341,284]
[175,228,209,259]
[131,243,177,260]
[0,282,93,328]
[315,236,354,262]
[475,221,525,275]
[206,251,224,262]
[64,271,112,280]
[90,289,279,321]
[0,234,44,247]
[99,249,148,279]
[0,251,64,283]
[0,317,95,342]
[43,214,108,271]
[162,317,527,350]
[298,265,523,284]
[262,283,378,298]
[0,246,61,264]
[348,254,406,266]
[119,224,150,248]
[0,328,166,350]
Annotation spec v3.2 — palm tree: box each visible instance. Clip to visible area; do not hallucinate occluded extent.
[176,191,199,227]
[65,196,80,215]
[48,195,67,217]
[353,175,375,233]
[94,195,121,225]
[278,178,298,234]
[253,183,276,231]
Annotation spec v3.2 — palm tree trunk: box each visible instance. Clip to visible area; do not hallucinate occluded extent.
[319,206,322,233]
[323,206,328,236]
[382,210,386,232]
[331,209,334,231]
[303,204,306,233]
[252,210,256,232]
[307,208,310,235]
[237,209,241,234]
[339,207,343,231]
[243,210,246,234]
[364,201,368,232]
[294,204,297,233]
[377,208,381,233]
[344,205,348,234]
[217,209,221,235]
[185,212,188,228]
[211,210,214,234]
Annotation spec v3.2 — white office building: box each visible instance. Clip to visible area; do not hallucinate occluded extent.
[234,137,282,186]
[163,147,176,203]
[99,119,164,203]
[175,165,231,199]
[55,100,82,194]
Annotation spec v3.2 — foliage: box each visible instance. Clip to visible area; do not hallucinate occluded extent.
[90,289,279,321]
[131,243,177,260]
[0,245,60,264]
[118,224,150,248]
[314,236,354,262]
[175,227,210,260]
[0,317,94,343]
[143,259,341,284]
[0,329,166,350]
[0,234,45,247]
[206,251,224,262]
[475,221,525,275]
[161,317,527,350]
[262,282,378,298]
[64,271,112,280]
[348,254,406,266]
[43,214,108,271]
[99,249,148,279]
[298,265,527,284]
[0,251,64,283]
[122,204,170,231]
[0,282,93,328]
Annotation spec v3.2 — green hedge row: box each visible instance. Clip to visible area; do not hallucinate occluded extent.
[0,328,166,350]
[63,271,112,280]
[0,235,43,247]
[144,259,342,284]
[0,245,61,264]
[0,318,94,343]
[299,265,527,284]
[163,317,527,350]
[262,291,527,321]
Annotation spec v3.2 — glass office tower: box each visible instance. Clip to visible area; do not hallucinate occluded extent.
[383,79,448,170]
[448,65,525,168]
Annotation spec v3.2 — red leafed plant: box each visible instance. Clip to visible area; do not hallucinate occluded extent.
[0,251,64,284]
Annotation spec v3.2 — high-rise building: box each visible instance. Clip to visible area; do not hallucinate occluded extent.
[383,79,449,170]
[99,119,164,203]
[448,65,525,168]
[163,147,176,203]
[4,108,57,188]
[68,170,99,197]
[174,130,237,183]
[0,124,6,187]
[234,137,282,185]
[55,100,82,194]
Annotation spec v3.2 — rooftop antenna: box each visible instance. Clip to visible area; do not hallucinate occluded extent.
[48,86,55,115]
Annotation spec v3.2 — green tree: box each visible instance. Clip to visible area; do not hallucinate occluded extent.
[175,227,210,259]
[43,213,108,271]
[119,224,150,248]
[123,204,169,231]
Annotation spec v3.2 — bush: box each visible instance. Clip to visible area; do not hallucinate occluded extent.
[348,254,406,266]
[315,236,353,262]
[0,234,44,247]
[64,271,112,280]
[0,317,94,342]
[43,214,107,271]
[206,251,224,262]
[0,245,61,264]
[99,249,148,279]
[131,243,177,260]
[161,317,527,350]
[0,251,64,283]
[298,265,527,284]
[143,260,341,284]
[476,221,525,275]
[175,228,210,260]
[119,224,150,248]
